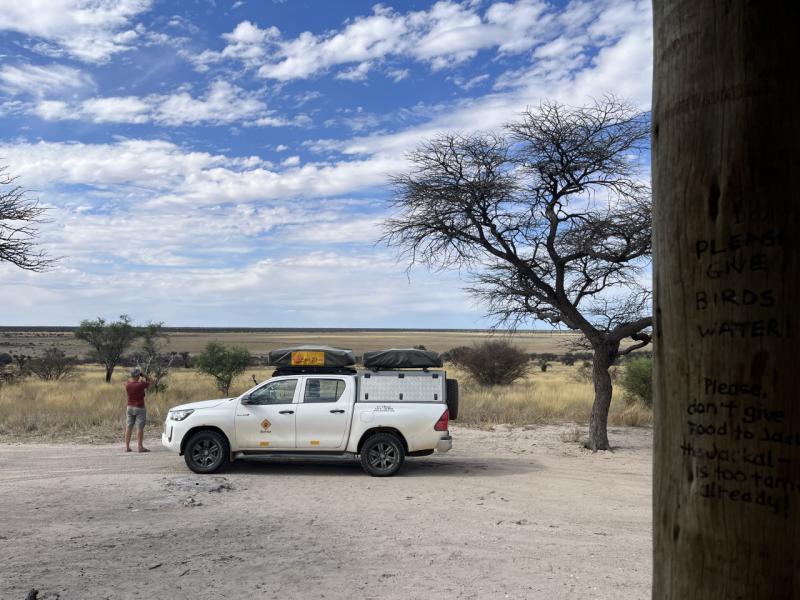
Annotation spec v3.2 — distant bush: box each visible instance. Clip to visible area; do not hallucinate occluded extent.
[450,340,530,385]
[575,361,593,383]
[561,353,577,366]
[195,342,251,395]
[442,346,471,364]
[29,347,76,381]
[619,357,653,407]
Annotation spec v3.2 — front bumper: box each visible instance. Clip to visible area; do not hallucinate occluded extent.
[161,421,183,453]
[436,434,453,453]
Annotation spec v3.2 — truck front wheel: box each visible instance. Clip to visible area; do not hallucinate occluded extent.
[360,433,405,477]
[184,430,229,474]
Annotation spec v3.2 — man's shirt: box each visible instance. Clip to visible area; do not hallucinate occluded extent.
[125,380,150,408]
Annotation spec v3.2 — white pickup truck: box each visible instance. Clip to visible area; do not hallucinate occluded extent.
[162,351,458,477]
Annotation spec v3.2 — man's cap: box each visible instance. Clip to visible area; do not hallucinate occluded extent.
[130,367,142,377]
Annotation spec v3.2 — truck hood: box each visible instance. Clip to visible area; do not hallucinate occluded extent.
[170,398,232,412]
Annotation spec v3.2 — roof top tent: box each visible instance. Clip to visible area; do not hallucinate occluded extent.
[267,345,357,376]
[362,348,443,370]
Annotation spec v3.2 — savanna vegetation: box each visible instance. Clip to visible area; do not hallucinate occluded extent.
[0,357,651,443]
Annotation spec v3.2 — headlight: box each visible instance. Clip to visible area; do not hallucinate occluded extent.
[169,409,194,421]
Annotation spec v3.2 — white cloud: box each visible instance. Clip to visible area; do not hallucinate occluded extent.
[155,80,265,126]
[386,68,410,82]
[281,155,300,167]
[32,99,75,120]
[31,80,278,127]
[0,250,477,327]
[0,63,94,97]
[310,0,652,158]
[452,73,489,90]
[82,96,151,123]
[0,138,391,208]
[335,61,372,81]
[0,0,152,63]
[197,0,552,82]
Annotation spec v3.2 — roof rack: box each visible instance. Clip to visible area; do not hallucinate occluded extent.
[271,366,358,377]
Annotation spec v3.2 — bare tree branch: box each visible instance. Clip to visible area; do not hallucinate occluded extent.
[0,165,54,271]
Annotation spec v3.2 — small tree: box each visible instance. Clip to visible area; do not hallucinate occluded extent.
[619,357,652,407]
[0,165,53,271]
[131,323,173,393]
[384,97,652,450]
[194,342,251,395]
[74,315,139,382]
[451,340,530,385]
[12,354,32,374]
[29,347,76,381]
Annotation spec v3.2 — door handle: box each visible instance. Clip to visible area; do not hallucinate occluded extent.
[279,410,294,415]
[330,409,345,414]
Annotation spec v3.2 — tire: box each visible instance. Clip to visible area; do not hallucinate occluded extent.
[184,430,229,474]
[360,433,405,477]
[446,378,459,420]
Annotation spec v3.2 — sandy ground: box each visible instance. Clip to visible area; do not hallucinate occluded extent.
[0,425,652,600]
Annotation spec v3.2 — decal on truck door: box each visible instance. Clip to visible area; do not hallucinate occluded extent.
[260,418,272,432]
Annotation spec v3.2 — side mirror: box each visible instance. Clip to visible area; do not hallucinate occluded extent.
[240,394,253,405]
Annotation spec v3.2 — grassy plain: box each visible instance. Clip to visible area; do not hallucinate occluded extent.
[0,328,583,358]
[0,362,650,443]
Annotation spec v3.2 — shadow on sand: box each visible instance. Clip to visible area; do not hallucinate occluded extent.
[226,454,543,478]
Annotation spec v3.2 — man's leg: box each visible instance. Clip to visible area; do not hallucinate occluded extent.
[125,425,133,452]
[137,409,148,452]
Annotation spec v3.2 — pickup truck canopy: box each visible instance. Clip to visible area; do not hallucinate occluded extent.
[267,345,356,367]
[363,348,443,369]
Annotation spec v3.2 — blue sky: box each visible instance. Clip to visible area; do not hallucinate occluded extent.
[0,0,652,327]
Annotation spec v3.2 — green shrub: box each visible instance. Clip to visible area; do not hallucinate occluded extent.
[450,340,530,385]
[194,342,251,395]
[620,357,653,407]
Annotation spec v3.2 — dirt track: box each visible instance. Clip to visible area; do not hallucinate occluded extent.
[0,425,652,600]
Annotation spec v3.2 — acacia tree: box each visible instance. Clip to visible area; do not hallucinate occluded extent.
[131,323,174,393]
[383,97,652,450]
[0,165,51,270]
[195,342,251,395]
[75,315,139,382]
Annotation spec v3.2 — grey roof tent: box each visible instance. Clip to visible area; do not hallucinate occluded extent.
[363,348,443,369]
[267,345,356,367]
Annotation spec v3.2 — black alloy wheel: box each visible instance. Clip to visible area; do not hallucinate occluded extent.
[184,430,228,474]
[360,433,405,477]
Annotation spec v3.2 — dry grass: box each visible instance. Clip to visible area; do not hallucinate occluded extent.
[0,366,275,443]
[453,363,651,429]
[0,363,651,443]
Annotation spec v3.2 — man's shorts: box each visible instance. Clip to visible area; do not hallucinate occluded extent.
[126,406,147,429]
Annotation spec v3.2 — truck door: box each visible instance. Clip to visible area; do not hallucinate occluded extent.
[235,377,299,449]
[295,377,352,449]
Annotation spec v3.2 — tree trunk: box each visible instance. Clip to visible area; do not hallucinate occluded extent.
[104,365,114,383]
[587,342,619,451]
[653,2,800,597]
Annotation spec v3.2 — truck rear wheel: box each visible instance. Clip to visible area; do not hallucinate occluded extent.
[360,433,405,477]
[446,378,459,420]
[184,430,228,474]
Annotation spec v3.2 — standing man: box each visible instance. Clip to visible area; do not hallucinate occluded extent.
[125,367,150,453]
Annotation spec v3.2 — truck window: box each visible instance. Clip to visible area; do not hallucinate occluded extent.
[247,379,297,405]
[303,379,346,404]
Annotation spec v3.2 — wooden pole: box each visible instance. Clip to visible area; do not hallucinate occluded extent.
[652,2,800,597]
